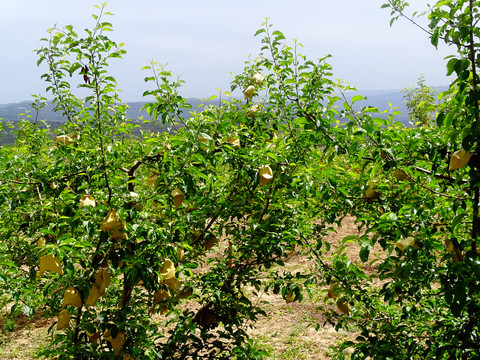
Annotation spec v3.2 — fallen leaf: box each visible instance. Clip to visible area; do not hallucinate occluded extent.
[205,235,218,251]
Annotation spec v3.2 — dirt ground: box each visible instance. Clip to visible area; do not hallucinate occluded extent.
[0,216,364,359]
[244,215,364,359]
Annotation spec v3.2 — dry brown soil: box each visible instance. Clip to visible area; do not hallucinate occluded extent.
[0,216,366,359]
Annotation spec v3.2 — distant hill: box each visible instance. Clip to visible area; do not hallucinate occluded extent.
[0,88,447,145]
[0,98,209,124]
[345,89,409,122]
[0,98,214,145]
[0,90,412,123]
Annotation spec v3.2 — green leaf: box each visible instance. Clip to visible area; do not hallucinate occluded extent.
[254,28,266,37]
[359,246,370,262]
[363,106,379,113]
[351,95,365,103]
[431,29,439,48]
[68,62,82,76]
[342,235,358,244]
[272,30,285,40]
[451,212,466,232]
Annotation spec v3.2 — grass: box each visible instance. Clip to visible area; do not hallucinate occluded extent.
[0,328,49,360]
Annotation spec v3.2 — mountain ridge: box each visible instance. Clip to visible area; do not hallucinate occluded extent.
[0,87,448,145]
[0,90,410,123]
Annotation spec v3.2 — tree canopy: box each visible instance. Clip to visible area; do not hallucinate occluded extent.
[1,1,480,359]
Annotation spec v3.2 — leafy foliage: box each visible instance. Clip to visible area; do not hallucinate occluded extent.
[402,74,438,126]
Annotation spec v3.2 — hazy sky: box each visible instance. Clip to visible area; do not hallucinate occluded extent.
[1,0,453,103]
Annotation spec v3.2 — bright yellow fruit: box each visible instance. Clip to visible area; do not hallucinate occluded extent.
[177,247,185,261]
[246,104,260,118]
[62,286,82,308]
[171,189,184,209]
[153,289,171,303]
[251,72,265,85]
[111,220,127,242]
[37,237,46,247]
[336,300,350,315]
[79,195,96,208]
[198,135,208,143]
[365,183,381,199]
[104,330,126,355]
[259,165,273,186]
[164,277,179,291]
[159,259,178,290]
[394,237,416,252]
[94,269,111,295]
[38,254,63,277]
[449,149,472,171]
[57,309,71,330]
[160,259,175,280]
[226,136,241,149]
[285,290,296,304]
[85,284,101,306]
[444,238,455,252]
[243,85,255,99]
[55,135,74,145]
[101,209,121,232]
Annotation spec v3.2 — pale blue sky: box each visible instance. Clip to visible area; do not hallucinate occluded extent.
[0,0,453,103]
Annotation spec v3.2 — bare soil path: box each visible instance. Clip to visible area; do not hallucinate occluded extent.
[0,216,362,359]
